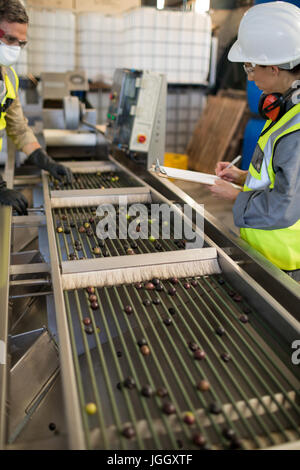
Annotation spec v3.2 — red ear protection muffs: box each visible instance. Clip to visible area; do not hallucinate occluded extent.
[258,93,285,121]
[258,85,300,122]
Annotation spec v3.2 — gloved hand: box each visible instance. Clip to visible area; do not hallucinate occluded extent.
[0,175,28,215]
[27,148,74,184]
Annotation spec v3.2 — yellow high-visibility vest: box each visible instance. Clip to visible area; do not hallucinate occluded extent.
[0,66,19,152]
[240,103,300,271]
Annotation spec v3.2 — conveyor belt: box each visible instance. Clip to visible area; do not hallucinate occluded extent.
[53,204,189,263]
[49,170,141,191]
[63,275,300,450]
[41,164,300,450]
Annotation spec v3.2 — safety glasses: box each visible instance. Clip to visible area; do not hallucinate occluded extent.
[243,63,256,75]
[0,28,27,48]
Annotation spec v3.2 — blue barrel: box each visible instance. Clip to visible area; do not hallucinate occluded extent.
[242,118,266,170]
[255,0,300,5]
[247,80,262,115]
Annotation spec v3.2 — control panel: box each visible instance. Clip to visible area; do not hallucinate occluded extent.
[106,69,166,169]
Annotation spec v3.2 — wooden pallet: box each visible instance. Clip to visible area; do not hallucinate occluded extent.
[187,95,247,174]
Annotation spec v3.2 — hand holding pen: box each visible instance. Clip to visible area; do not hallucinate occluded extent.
[215,155,247,186]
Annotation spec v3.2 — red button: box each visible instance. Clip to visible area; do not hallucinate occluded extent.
[137,134,146,143]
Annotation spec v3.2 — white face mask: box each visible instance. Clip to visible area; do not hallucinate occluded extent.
[0,42,21,66]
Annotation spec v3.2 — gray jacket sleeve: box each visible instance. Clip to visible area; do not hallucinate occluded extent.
[233,130,300,230]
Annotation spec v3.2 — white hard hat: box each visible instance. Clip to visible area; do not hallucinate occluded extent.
[228,1,300,69]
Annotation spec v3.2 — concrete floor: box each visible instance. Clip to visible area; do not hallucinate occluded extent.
[173,179,239,235]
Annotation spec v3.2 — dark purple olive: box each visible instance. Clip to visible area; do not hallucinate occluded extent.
[222,428,236,441]
[216,326,225,336]
[170,278,179,285]
[156,284,164,292]
[183,282,191,289]
[239,314,249,324]
[194,350,206,360]
[153,298,161,305]
[168,287,177,296]
[141,385,153,397]
[188,341,199,352]
[124,305,133,314]
[233,294,242,302]
[152,278,160,286]
[191,280,198,287]
[123,425,136,439]
[90,301,99,310]
[229,438,242,450]
[124,377,136,389]
[209,402,222,415]
[130,241,138,249]
[157,387,168,398]
[193,433,207,448]
[183,412,195,425]
[169,307,176,315]
[135,283,143,289]
[221,352,231,362]
[116,351,122,358]
[64,228,70,234]
[143,299,151,307]
[83,317,91,326]
[137,338,147,347]
[243,307,252,314]
[164,318,172,326]
[162,402,176,415]
[85,326,93,335]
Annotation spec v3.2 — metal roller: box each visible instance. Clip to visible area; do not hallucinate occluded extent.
[63,96,80,130]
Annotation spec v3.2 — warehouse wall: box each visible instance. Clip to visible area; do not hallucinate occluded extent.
[21,7,211,85]
[17,4,211,154]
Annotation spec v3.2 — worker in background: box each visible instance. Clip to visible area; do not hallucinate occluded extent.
[0,0,73,215]
[209,2,300,281]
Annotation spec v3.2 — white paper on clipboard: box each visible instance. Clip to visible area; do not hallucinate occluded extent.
[157,166,219,185]
[152,166,241,189]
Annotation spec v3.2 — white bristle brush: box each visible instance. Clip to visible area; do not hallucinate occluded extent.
[61,248,221,290]
[50,190,151,208]
[62,161,117,174]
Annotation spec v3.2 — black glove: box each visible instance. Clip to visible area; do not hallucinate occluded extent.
[27,148,74,184]
[0,175,28,215]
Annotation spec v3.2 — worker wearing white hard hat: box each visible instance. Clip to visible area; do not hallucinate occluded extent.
[209,1,300,280]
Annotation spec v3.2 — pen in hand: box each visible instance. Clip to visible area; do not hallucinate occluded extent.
[225,155,242,170]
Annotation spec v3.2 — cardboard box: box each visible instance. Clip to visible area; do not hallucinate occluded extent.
[27,0,74,9]
[74,0,141,14]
